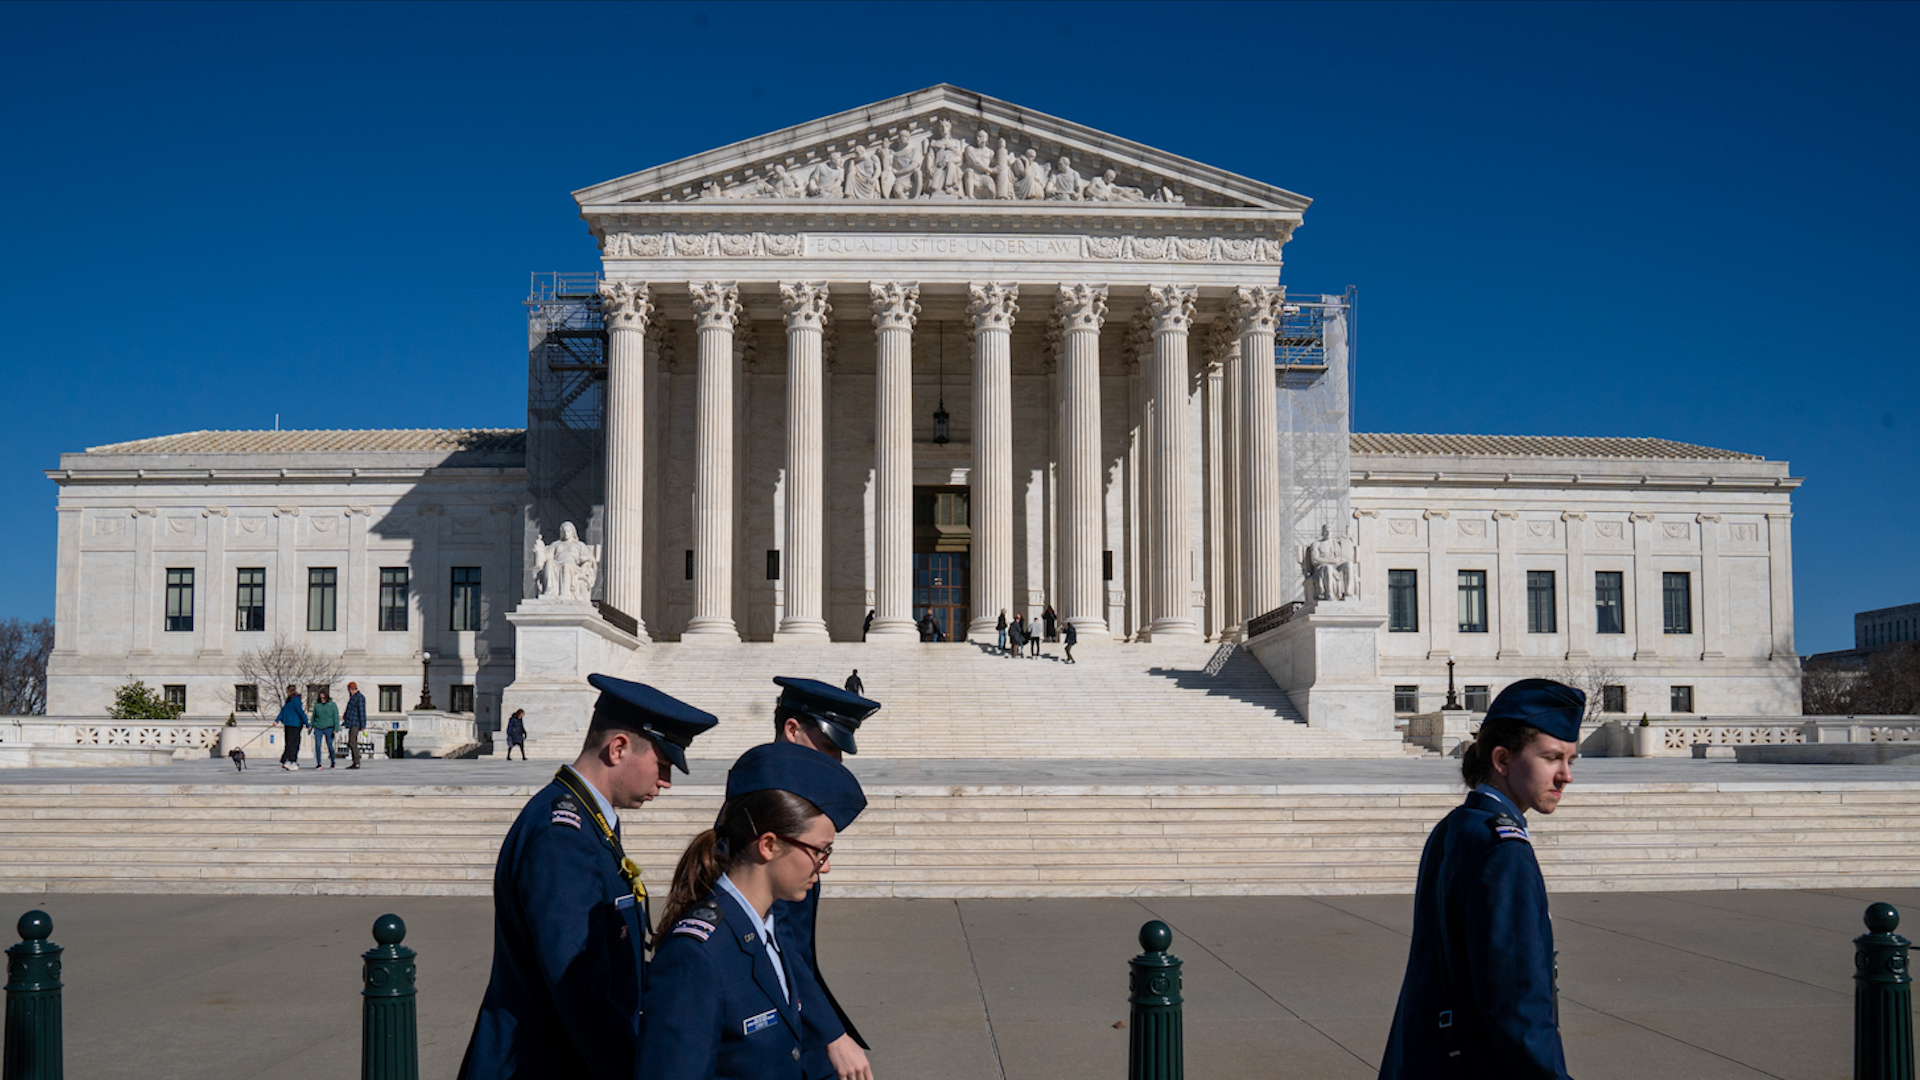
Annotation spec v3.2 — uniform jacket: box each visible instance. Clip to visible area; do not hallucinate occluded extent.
[342,692,368,730]
[774,882,861,1079]
[459,776,649,1080]
[640,885,816,1080]
[1380,787,1570,1080]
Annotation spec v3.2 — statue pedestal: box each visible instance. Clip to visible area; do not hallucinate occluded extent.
[502,599,643,760]
[1407,710,1478,755]
[1243,598,1393,737]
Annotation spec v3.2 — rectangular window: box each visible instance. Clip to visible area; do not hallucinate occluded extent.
[1388,570,1419,632]
[1663,572,1692,634]
[1526,571,1556,634]
[235,568,266,632]
[379,568,410,632]
[378,685,403,714]
[449,685,475,714]
[1464,685,1490,713]
[1602,684,1627,713]
[684,550,694,581]
[1102,550,1114,582]
[164,568,195,632]
[1595,571,1625,634]
[233,684,258,713]
[1457,571,1487,633]
[307,567,338,632]
[163,684,186,712]
[1393,685,1420,713]
[766,550,781,581]
[1670,685,1695,713]
[450,567,482,631]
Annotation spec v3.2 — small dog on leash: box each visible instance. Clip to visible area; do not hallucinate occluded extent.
[228,748,247,771]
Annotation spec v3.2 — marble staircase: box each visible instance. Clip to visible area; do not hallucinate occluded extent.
[6,780,1919,897]
[611,641,1412,761]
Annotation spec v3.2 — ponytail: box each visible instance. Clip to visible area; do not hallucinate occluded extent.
[1460,720,1546,789]
[654,787,823,946]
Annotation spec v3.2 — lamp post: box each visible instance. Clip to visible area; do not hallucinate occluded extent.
[1443,657,1462,711]
[414,650,435,711]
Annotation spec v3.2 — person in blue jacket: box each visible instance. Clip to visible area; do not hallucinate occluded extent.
[765,676,880,1080]
[1379,678,1584,1080]
[458,673,717,1080]
[641,742,867,1080]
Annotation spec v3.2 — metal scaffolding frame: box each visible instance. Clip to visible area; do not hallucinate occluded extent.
[1274,288,1356,605]
[525,272,606,558]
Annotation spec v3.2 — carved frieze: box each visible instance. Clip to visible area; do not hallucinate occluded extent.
[599,231,1285,264]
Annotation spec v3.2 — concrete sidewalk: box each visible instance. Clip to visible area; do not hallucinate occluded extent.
[3,888,1909,1079]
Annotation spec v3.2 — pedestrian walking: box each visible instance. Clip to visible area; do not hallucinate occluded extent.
[1043,604,1058,642]
[1063,620,1077,663]
[310,689,340,769]
[459,674,718,1080]
[505,709,528,760]
[861,609,874,641]
[342,682,368,769]
[1028,616,1042,657]
[1379,678,1583,1080]
[843,669,863,696]
[1005,614,1025,659]
[641,742,867,1080]
[275,685,306,771]
[996,609,1008,655]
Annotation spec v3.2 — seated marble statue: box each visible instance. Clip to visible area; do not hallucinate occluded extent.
[533,522,599,602]
[1302,524,1359,602]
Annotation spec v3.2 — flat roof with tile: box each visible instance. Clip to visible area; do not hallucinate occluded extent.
[1349,433,1761,460]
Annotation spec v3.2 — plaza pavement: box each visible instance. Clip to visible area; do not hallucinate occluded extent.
[6,886,1910,1079]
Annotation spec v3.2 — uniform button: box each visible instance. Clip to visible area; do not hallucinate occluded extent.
[792,1048,801,1060]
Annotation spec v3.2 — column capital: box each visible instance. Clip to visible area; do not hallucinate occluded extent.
[598,280,652,330]
[1353,507,1380,518]
[779,282,831,331]
[689,281,741,330]
[1423,508,1450,520]
[869,282,921,330]
[1145,284,1198,333]
[966,282,1020,331]
[1696,512,1723,523]
[1561,510,1587,521]
[1232,285,1287,333]
[1203,317,1241,364]
[1053,283,1108,331]
[1493,509,1521,520]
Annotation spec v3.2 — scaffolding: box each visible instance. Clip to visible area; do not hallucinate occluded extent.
[1274,288,1356,605]
[525,272,606,559]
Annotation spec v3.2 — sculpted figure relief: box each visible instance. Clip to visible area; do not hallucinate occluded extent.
[1302,524,1360,603]
[1012,149,1049,200]
[533,522,599,603]
[925,119,965,196]
[845,144,884,200]
[961,129,999,200]
[1047,156,1085,201]
[886,132,924,200]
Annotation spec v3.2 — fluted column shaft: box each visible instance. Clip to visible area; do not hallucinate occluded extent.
[777,283,830,641]
[598,281,652,640]
[1235,286,1286,621]
[685,282,741,640]
[868,283,920,641]
[1145,284,1201,641]
[1220,327,1244,640]
[1057,284,1110,637]
[966,283,1018,638]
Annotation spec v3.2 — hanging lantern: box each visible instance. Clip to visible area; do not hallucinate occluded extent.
[932,322,951,444]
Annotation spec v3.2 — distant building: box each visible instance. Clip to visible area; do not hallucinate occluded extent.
[1858,603,1920,651]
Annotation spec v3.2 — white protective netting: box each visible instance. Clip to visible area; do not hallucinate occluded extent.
[1275,293,1354,606]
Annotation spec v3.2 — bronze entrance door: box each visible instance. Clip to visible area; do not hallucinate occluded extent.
[912,553,970,642]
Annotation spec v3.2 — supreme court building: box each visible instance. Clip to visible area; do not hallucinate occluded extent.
[43,86,1803,750]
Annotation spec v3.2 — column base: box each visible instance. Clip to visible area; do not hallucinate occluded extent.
[774,621,831,643]
[1143,619,1203,643]
[682,618,741,642]
[865,619,919,642]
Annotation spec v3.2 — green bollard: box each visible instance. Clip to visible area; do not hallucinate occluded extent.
[361,914,418,1080]
[1128,920,1183,1080]
[3,911,62,1080]
[1855,903,1915,1080]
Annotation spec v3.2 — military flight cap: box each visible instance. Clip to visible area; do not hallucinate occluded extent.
[724,741,867,831]
[772,676,879,755]
[1482,678,1585,744]
[585,673,718,774]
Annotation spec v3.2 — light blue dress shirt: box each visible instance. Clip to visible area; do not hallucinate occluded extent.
[562,765,618,832]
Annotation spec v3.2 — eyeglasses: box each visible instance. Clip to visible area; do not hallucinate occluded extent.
[775,834,834,871]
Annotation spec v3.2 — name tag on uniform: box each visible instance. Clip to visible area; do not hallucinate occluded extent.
[743,1009,780,1035]
[615,894,636,911]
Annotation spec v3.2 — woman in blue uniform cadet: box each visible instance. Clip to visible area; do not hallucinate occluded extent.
[641,742,868,1080]
[1379,678,1584,1080]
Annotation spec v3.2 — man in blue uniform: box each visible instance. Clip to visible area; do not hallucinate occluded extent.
[459,673,718,1080]
[768,676,880,1080]
[1380,678,1583,1080]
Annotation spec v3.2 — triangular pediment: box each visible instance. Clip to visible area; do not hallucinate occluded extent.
[574,84,1309,214]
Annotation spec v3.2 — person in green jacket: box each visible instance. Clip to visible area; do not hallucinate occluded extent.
[310,690,341,769]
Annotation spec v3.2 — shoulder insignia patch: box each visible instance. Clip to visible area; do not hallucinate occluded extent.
[672,917,716,941]
[550,807,583,829]
[1489,812,1531,843]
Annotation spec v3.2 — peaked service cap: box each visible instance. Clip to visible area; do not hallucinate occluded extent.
[585,673,718,774]
[773,676,880,756]
[724,741,868,831]
[1482,678,1585,744]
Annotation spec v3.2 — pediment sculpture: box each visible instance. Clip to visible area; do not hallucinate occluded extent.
[533,522,599,603]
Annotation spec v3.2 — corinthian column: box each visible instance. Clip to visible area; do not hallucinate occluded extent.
[1211,319,1244,640]
[965,283,1018,640]
[598,281,652,640]
[684,282,741,641]
[776,283,831,641]
[1056,283,1109,639]
[868,282,920,642]
[1145,284,1201,641]
[1235,286,1286,621]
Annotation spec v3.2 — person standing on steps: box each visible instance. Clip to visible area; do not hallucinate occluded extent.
[310,689,340,769]
[1005,613,1024,659]
[1028,617,1042,658]
[276,685,306,771]
[505,709,529,760]
[1063,620,1078,664]
[996,609,1008,655]
[1043,604,1058,643]
[763,676,879,1080]
[1379,678,1583,1080]
[861,609,874,641]
[843,670,863,696]
[460,673,718,1080]
[342,682,368,769]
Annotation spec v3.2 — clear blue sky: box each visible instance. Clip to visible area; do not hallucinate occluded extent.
[2,1,1913,653]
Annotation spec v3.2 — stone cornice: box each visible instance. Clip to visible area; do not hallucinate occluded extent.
[1352,469,1803,493]
[46,466,525,486]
